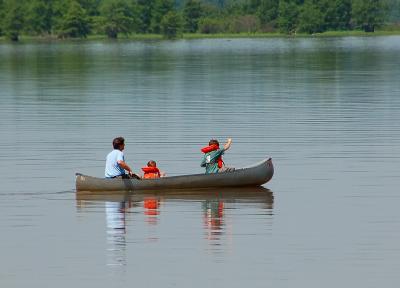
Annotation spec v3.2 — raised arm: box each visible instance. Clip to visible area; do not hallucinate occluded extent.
[224,138,232,151]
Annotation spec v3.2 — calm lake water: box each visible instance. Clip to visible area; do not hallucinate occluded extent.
[1,36,400,287]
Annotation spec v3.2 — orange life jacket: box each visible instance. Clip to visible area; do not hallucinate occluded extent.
[142,167,161,179]
[201,144,223,168]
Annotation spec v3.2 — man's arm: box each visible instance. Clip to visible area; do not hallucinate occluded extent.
[117,160,133,175]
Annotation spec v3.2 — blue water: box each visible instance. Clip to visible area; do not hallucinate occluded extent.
[1,37,400,287]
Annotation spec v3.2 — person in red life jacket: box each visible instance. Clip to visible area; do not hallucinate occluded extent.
[200,138,234,174]
[141,160,166,179]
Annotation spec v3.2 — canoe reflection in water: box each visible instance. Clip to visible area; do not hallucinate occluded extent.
[76,186,274,262]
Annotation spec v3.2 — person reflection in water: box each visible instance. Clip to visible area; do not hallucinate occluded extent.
[143,198,160,226]
[105,200,130,267]
[203,200,225,241]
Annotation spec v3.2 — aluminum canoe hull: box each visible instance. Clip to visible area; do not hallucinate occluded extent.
[76,158,274,192]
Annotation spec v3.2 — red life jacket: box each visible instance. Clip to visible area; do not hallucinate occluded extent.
[201,144,223,168]
[142,167,161,179]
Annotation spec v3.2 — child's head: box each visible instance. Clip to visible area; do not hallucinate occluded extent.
[209,139,219,146]
[147,160,157,167]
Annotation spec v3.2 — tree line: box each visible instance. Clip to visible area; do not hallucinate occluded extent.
[0,0,398,41]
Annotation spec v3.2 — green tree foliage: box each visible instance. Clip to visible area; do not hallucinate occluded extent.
[278,0,300,34]
[242,0,259,14]
[98,0,138,38]
[25,0,53,35]
[257,0,279,26]
[386,0,400,21]
[298,0,323,33]
[50,0,75,32]
[223,0,244,16]
[58,0,90,38]
[0,0,398,40]
[78,0,101,16]
[160,10,183,38]
[216,0,226,8]
[3,0,25,41]
[183,0,204,32]
[198,17,224,33]
[137,0,155,33]
[200,2,221,18]
[324,0,352,30]
[0,0,4,36]
[352,0,387,32]
[226,15,259,33]
[151,0,174,33]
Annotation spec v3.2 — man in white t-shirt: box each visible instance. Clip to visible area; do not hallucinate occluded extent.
[105,137,136,178]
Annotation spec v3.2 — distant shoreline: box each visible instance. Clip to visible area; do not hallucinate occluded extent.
[1,30,400,43]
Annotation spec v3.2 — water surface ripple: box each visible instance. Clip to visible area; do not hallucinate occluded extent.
[1,37,400,288]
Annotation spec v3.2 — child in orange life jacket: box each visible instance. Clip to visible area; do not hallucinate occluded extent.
[200,138,234,174]
[141,160,166,179]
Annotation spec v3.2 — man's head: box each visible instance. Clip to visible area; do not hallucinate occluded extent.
[113,137,125,150]
[147,160,157,167]
[209,139,219,147]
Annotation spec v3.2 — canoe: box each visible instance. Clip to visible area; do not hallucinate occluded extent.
[76,158,274,192]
